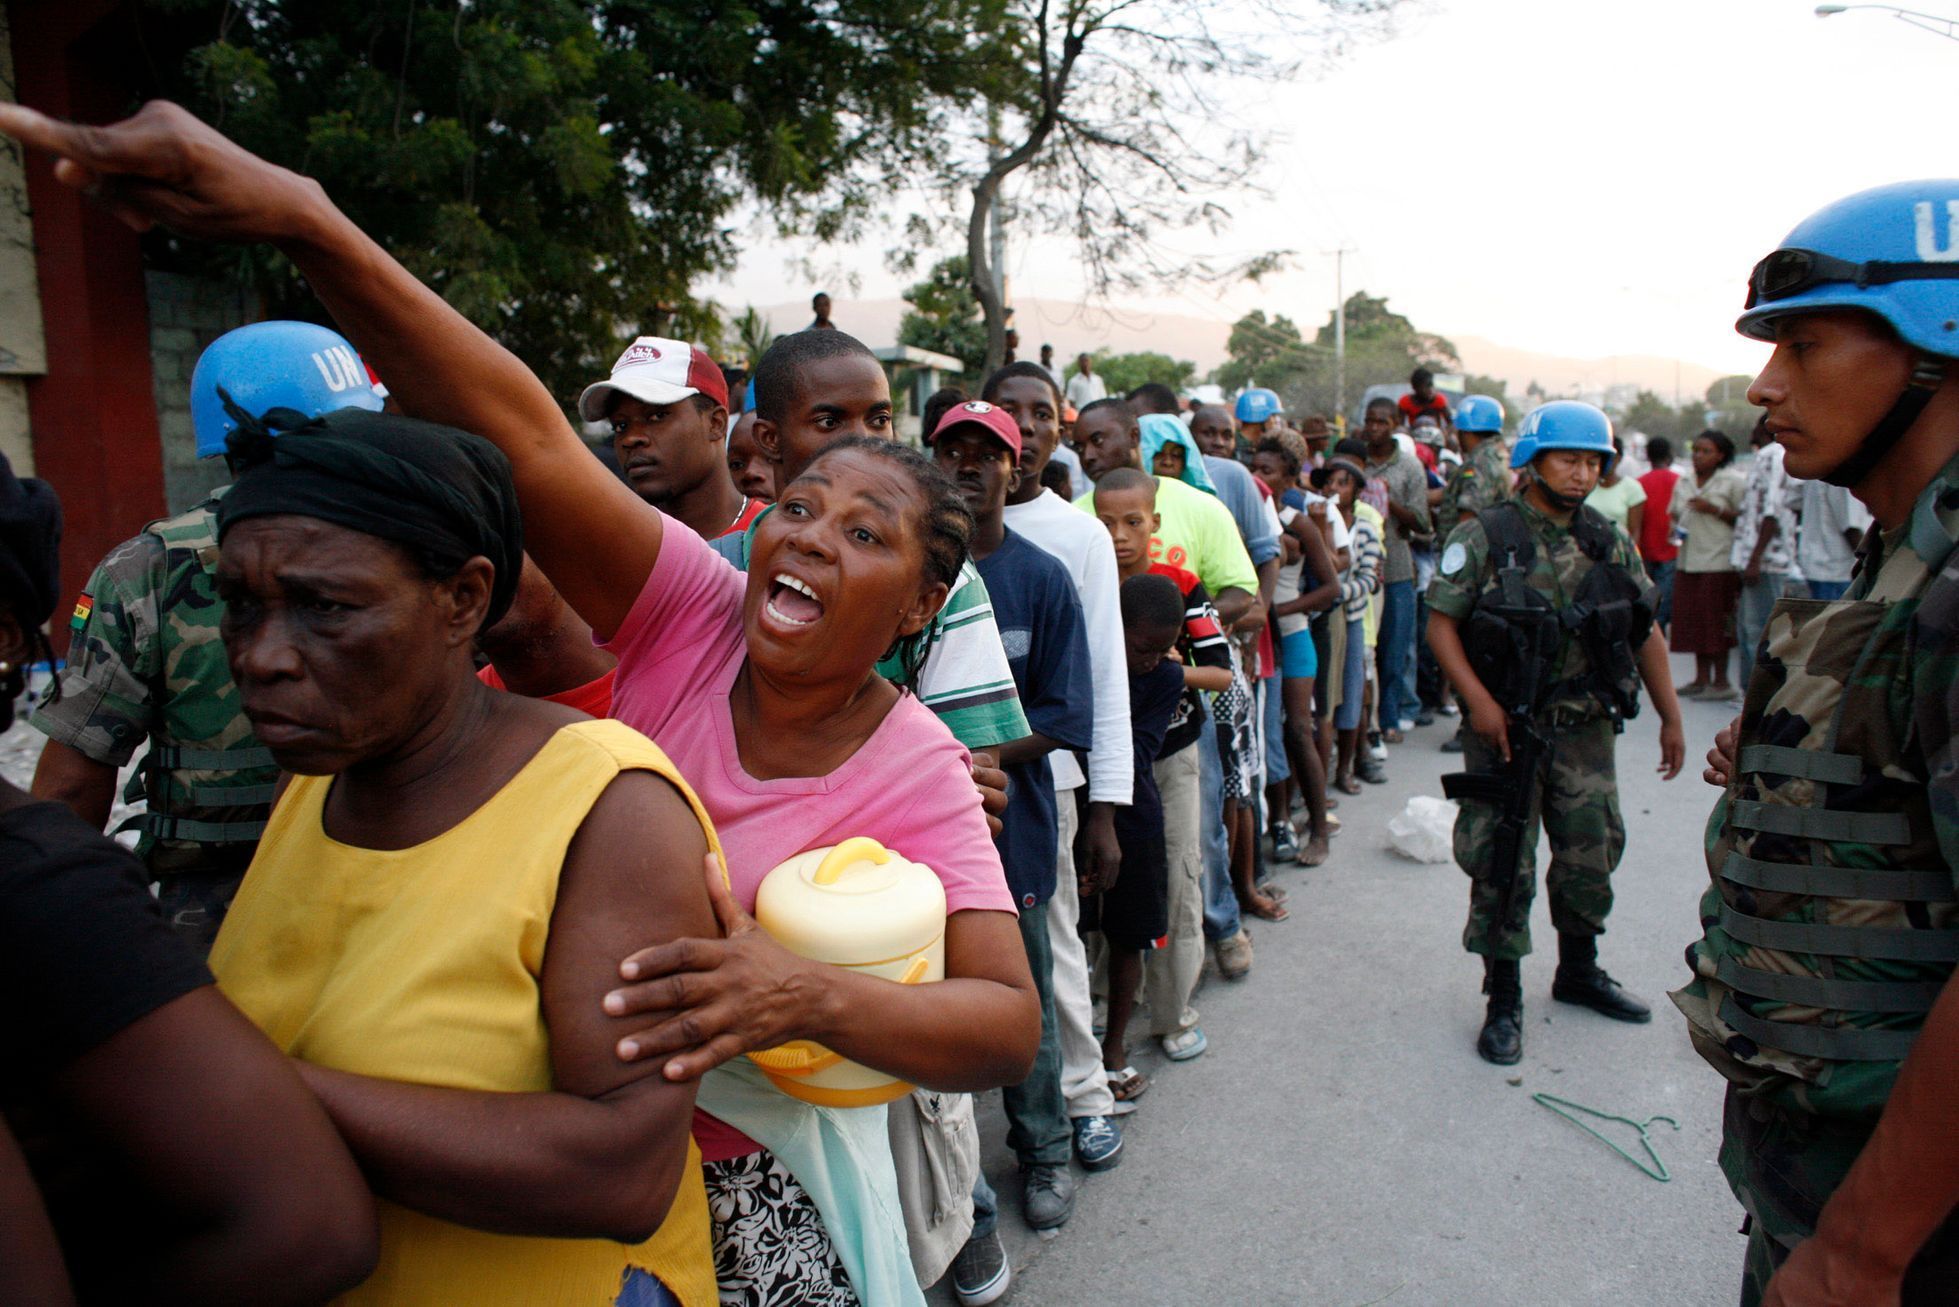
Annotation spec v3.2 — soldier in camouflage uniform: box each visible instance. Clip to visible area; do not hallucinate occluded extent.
[1435,394,1512,757]
[1436,394,1513,530]
[1427,401,1685,1064]
[29,321,383,953]
[1680,182,1959,1306]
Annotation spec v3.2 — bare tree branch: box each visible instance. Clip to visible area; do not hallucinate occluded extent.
[922,0,1407,372]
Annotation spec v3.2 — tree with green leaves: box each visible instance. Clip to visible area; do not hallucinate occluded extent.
[1313,291,1460,380]
[1213,310,1319,394]
[138,0,1007,406]
[1704,375,1760,439]
[892,0,1405,375]
[1618,389,1703,447]
[732,307,775,371]
[897,255,989,378]
[1214,291,1456,421]
[1095,351,1197,398]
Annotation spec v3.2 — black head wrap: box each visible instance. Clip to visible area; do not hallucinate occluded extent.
[0,450,63,629]
[215,398,523,629]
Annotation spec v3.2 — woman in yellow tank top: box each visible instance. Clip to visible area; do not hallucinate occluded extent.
[200,407,720,1306]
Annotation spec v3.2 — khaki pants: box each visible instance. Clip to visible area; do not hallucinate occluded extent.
[1045,795,1118,1118]
[1145,744,1204,1038]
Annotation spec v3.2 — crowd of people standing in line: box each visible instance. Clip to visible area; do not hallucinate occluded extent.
[5,97,1959,1307]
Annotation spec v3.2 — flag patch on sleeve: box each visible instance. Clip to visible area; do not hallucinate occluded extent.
[70,593,93,631]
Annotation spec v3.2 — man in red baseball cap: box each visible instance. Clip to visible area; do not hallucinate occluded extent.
[578,335,765,540]
[929,399,1022,566]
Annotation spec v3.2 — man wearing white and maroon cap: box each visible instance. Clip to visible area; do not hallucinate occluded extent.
[578,335,765,541]
[934,398,1099,1260]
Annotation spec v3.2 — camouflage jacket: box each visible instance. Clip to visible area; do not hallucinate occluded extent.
[1426,494,1651,719]
[30,490,275,870]
[1437,436,1512,529]
[1672,453,1959,1118]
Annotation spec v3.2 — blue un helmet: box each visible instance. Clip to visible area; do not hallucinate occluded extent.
[1455,394,1505,435]
[1510,400,1615,473]
[1235,387,1282,425]
[1736,180,1959,486]
[190,321,385,459]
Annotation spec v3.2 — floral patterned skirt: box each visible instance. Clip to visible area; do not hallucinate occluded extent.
[1214,643,1261,802]
[705,1149,861,1307]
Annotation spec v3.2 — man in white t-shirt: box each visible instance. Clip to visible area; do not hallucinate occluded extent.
[1731,424,1805,688]
[1788,476,1872,602]
[1039,343,1065,392]
[988,361,1134,1176]
[1064,353,1108,410]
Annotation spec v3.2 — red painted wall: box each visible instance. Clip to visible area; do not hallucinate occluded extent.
[11,2,166,653]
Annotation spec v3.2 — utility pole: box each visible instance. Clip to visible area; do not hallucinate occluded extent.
[1327,247,1355,428]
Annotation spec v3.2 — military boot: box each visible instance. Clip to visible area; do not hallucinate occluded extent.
[1551,933,1651,1023]
[1478,958,1523,1065]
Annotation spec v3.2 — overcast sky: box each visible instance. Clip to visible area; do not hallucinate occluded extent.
[701,0,1959,376]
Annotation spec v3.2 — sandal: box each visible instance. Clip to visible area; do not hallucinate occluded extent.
[1107,1065,1150,1102]
[1335,774,1363,796]
[1382,728,1405,745]
[1256,880,1290,903]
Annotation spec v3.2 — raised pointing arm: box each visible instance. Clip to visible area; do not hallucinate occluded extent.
[0,100,659,638]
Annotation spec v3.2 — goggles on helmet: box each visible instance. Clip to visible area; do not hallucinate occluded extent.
[1745,247,1959,310]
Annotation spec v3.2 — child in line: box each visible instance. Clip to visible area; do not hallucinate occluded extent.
[1092,468,1233,1071]
[1314,457,1385,793]
[1083,573,1192,1103]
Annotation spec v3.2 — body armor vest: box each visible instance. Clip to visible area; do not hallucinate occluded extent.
[118,503,276,863]
[1458,502,1652,726]
[1681,478,1959,1116]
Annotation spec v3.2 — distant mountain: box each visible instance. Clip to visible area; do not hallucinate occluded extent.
[1449,334,1726,404]
[745,298,1729,402]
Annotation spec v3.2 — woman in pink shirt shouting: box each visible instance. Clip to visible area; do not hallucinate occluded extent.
[2,98,1037,1306]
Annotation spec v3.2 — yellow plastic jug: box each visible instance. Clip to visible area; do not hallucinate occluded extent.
[745,838,947,1107]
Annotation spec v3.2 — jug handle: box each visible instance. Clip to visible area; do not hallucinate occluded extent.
[813,837,893,886]
[747,1040,846,1076]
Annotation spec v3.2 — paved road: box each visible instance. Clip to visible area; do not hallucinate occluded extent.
[3,662,1755,1306]
[948,654,1748,1306]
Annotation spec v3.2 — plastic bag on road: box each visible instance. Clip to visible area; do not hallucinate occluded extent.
[1387,795,1457,863]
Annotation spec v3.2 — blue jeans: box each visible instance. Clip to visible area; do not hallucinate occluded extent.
[1647,559,1676,628]
[1336,617,1367,731]
[1262,671,1288,785]
[1001,901,1069,1167]
[1196,717,1242,942]
[972,1167,999,1239]
[1808,578,1850,601]
[1377,578,1415,731]
[972,902,1069,1235]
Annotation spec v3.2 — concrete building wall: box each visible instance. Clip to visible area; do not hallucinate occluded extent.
[147,271,257,514]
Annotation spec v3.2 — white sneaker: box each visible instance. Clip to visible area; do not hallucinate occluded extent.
[1398,718,1416,732]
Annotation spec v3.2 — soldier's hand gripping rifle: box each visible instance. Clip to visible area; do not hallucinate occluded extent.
[1440,538,1560,953]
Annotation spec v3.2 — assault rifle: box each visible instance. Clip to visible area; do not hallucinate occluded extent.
[1441,532,1561,953]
